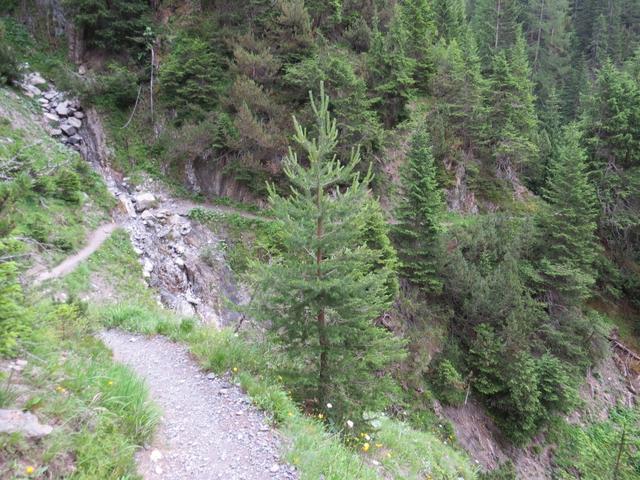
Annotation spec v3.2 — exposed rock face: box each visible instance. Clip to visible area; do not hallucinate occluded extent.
[0,409,53,439]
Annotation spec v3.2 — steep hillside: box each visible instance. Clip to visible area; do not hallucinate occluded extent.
[2,1,640,479]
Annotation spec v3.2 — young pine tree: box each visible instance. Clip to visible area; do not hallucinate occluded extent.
[394,126,445,293]
[247,84,405,421]
[538,124,598,306]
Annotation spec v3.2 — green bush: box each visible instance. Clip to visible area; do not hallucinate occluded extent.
[479,461,517,480]
[431,359,466,406]
[54,168,82,202]
[0,23,19,85]
[0,260,26,356]
[95,62,140,109]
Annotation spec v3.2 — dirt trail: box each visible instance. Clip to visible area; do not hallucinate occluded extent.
[34,222,118,284]
[100,330,297,480]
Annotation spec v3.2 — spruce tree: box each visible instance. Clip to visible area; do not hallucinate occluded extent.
[393,125,444,292]
[399,0,436,92]
[367,8,416,127]
[487,30,539,182]
[247,84,405,421]
[538,124,598,306]
[433,0,466,43]
[472,0,522,63]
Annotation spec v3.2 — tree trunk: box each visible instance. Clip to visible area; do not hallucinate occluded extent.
[533,0,546,71]
[495,0,502,49]
[316,185,328,408]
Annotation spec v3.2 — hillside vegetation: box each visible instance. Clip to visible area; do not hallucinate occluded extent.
[1,0,640,479]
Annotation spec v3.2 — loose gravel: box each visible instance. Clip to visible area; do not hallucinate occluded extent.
[100,330,298,480]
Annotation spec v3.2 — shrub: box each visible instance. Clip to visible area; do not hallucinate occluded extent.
[96,62,140,109]
[0,260,25,356]
[431,359,466,406]
[54,168,82,202]
[0,23,19,85]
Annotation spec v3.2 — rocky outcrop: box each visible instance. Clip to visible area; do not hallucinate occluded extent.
[17,73,86,150]
[0,409,53,439]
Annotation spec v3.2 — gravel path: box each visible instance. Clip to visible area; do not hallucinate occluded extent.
[34,222,118,284]
[100,330,297,480]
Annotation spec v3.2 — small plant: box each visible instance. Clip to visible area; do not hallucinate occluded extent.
[431,359,466,406]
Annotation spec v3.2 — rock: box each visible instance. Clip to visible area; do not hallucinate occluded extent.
[0,410,53,438]
[49,128,62,137]
[174,257,185,268]
[150,449,163,462]
[60,123,77,136]
[28,73,47,86]
[140,209,154,220]
[53,291,68,303]
[270,464,280,473]
[78,65,87,75]
[133,192,158,212]
[180,223,192,235]
[38,98,49,105]
[143,258,154,278]
[117,196,136,218]
[55,102,70,116]
[25,84,42,96]
[175,298,196,317]
[73,111,85,119]
[68,134,82,145]
[67,117,82,129]
[44,112,60,123]
[44,91,56,100]
[206,373,216,380]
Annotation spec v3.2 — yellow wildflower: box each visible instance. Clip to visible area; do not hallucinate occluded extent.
[288,412,293,417]
[375,443,383,448]
[232,367,238,373]
[25,466,35,475]
[317,413,324,419]
[107,380,114,386]
[362,442,370,452]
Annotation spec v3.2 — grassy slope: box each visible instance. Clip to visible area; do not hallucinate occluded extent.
[0,86,156,478]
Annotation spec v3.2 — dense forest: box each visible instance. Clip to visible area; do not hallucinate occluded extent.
[1,0,640,478]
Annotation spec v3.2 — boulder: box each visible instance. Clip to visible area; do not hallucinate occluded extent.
[67,134,82,145]
[133,192,158,212]
[44,91,56,100]
[78,65,87,75]
[67,117,82,129]
[25,84,42,96]
[142,258,154,278]
[28,73,47,86]
[60,123,77,136]
[55,102,70,116]
[73,111,85,119]
[0,410,53,439]
[44,112,60,123]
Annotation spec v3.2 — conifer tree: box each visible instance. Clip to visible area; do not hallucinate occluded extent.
[487,30,539,182]
[367,8,416,127]
[393,125,444,292]
[430,29,488,157]
[247,84,405,420]
[538,124,598,306]
[432,0,466,43]
[472,0,522,63]
[399,0,436,92]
